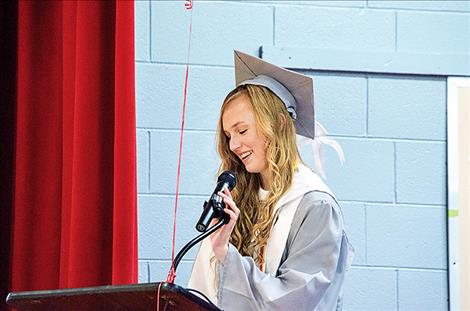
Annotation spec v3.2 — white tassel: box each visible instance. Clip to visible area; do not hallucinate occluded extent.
[296,121,345,179]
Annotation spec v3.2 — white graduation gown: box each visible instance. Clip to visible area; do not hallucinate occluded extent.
[188,164,354,310]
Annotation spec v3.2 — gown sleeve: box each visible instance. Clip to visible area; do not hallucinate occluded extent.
[215,191,344,311]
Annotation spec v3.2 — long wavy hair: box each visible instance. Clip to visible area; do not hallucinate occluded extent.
[216,84,301,265]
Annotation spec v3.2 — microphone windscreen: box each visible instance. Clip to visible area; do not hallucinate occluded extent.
[217,170,237,190]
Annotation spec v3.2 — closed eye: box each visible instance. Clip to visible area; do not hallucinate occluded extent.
[240,129,247,135]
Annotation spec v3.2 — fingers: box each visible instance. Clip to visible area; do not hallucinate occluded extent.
[218,191,239,217]
[210,191,239,258]
[222,186,233,200]
[223,207,237,223]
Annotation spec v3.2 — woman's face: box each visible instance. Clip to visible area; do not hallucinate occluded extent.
[222,94,269,186]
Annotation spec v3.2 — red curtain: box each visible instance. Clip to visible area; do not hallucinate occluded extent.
[0,1,18,309]
[0,1,137,306]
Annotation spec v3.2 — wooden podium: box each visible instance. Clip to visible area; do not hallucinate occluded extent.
[6,282,220,310]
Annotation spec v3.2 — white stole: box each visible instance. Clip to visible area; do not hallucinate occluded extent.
[263,164,333,275]
[188,164,334,301]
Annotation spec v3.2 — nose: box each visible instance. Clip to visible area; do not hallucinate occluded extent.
[229,135,241,152]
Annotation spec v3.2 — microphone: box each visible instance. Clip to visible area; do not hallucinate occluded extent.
[196,170,237,232]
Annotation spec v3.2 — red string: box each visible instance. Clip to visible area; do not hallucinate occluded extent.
[157,2,194,310]
[165,0,194,285]
[156,282,163,311]
[163,65,190,285]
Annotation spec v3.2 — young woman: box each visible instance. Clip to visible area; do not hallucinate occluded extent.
[188,51,353,310]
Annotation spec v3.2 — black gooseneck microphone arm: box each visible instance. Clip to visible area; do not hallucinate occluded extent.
[172,217,228,271]
[172,170,236,273]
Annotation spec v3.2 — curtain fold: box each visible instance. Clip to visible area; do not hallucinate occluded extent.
[1,1,137,304]
[0,2,18,309]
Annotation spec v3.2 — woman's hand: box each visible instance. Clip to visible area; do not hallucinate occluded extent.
[210,186,240,263]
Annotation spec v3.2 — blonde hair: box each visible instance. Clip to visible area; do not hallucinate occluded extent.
[216,84,301,265]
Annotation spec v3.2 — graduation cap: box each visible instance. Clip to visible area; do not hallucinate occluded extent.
[234,50,315,140]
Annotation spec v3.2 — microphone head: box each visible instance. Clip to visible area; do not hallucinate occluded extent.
[218,170,237,190]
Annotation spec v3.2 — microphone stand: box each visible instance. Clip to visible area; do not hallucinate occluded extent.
[173,218,227,271]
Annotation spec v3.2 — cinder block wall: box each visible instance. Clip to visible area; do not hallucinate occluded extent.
[135,1,470,309]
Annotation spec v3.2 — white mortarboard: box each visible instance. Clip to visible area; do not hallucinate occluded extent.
[234,50,315,140]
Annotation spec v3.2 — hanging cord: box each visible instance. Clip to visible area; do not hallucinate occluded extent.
[165,0,194,285]
[156,282,163,311]
[156,1,194,310]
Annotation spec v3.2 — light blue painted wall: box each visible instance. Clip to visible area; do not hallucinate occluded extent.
[135,0,470,309]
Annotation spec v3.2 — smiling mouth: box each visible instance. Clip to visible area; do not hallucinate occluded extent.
[240,151,253,160]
